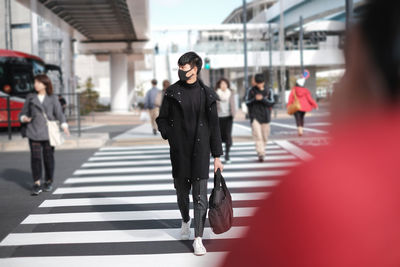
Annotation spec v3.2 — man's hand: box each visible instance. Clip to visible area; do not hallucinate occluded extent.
[255,94,263,101]
[214,157,224,173]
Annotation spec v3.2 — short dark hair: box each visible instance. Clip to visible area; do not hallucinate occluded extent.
[34,74,53,95]
[359,0,400,100]
[215,78,230,91]
[177,52,203,74]
[151,79,157,86]
[254,74,265,84]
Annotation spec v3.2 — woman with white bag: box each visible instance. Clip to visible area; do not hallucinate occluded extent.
[20,74,70,195]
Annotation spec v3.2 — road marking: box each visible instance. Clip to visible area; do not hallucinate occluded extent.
[0,226,248,246]
[39,192,269,208]
[65,170,288,184]
[82,155,297,168]
[275,140,313,161]
[94,145,281,156]
[74,161,298,175]
[53,180,278,195]
[89,149,289,161]
[0,252,228,267]
[21,208,256,224]
[271,122,327,133]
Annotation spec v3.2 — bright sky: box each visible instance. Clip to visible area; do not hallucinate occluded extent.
[149,0,244,52]
[150,0,244,28]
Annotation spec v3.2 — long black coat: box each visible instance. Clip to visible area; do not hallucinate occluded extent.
[156,80,223,181]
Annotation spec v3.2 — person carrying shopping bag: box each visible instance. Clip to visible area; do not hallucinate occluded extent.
[20,74,70,195]
[287,78,318,136]
[216,78,236,164]
[156,51,223,256]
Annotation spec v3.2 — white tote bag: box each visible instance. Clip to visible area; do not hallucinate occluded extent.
[43,112,64,147]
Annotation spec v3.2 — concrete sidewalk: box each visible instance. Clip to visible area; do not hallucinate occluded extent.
[0,103,330,152]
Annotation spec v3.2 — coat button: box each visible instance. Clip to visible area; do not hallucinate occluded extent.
[197,178,200,181]
[178,100,181,103]
[209,107,212,111]
[197,138,200,142]
[178,92,181,94]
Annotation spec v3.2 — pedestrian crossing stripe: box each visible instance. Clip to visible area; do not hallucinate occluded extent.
[93,145,281,156]
[88,149,290,161]
[20,207,256,225]
[39,192,269,208]
[73,161,298,176]
[53,180,278,195]
[64,170,288,184]
[0,140,312,263]
[81,154,297,167]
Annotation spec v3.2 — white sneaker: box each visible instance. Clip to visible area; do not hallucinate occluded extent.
[193,237,207,256]
[181,217,191,240]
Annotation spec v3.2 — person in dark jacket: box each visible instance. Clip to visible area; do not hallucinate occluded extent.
[20,74,70,195]
[246,74,274,162]
[156,52,224,256]
[216,78,236,164]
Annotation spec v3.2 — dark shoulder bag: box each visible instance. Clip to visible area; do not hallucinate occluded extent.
[208,169,233,234]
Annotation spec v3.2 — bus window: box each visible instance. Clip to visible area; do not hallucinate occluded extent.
[12,71,33,94]
[32,60,45,75]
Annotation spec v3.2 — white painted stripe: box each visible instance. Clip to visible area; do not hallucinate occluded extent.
[234,123,253,132]
[53,180,277,194]
[88,149,289,161]
[94,145,281,156]
[271,122,327,133]
[307,122,332,126]
[275,140,313,161]
[74,161,298,175]
[65,170,288,184]
[39,192,269,208]
[0,252,228,267]
[22,207,256,224]
[99,141,275,151]
[0,226,248,246]
[82,155,297,168]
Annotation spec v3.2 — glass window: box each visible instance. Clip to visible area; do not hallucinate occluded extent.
[12,71,33,94]
[32,60,45,76]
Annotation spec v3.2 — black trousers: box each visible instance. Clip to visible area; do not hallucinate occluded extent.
[219,116,233,160]
[174,178,208,237]
[294,111,306,127]
[29,139,55,183]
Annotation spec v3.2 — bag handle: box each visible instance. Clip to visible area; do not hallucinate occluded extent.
[214,168,228,192]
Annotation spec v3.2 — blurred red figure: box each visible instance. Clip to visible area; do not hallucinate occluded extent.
[287,78,318,136]
[222,0,400,266]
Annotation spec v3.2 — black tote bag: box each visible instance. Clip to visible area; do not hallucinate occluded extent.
[208,169,233,234]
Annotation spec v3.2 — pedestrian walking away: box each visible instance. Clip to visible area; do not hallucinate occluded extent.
[156,51,224,256]
[19,74,70,196]
[287,78,318,136]
[154,79,170,109]
[58,94,67,114]
[246,73,274,162]
[216,78,236,164]
[144,79,161,135]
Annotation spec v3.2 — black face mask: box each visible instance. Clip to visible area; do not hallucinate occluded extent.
[178,68,194,82]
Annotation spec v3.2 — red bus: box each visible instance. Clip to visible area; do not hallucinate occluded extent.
[0,49,63,127]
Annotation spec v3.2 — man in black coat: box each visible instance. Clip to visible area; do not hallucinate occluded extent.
[246,73,275,162]
[156,52,224,256]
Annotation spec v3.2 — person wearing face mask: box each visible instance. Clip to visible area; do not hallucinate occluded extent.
[156,51,224,256]
[222,0,400,266]
[215,78,236,164]
[246,73,275,162]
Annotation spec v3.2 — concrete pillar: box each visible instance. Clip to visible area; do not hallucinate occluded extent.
[110,53,129,113]
[30,0,39,55]
[127,60,135,110]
